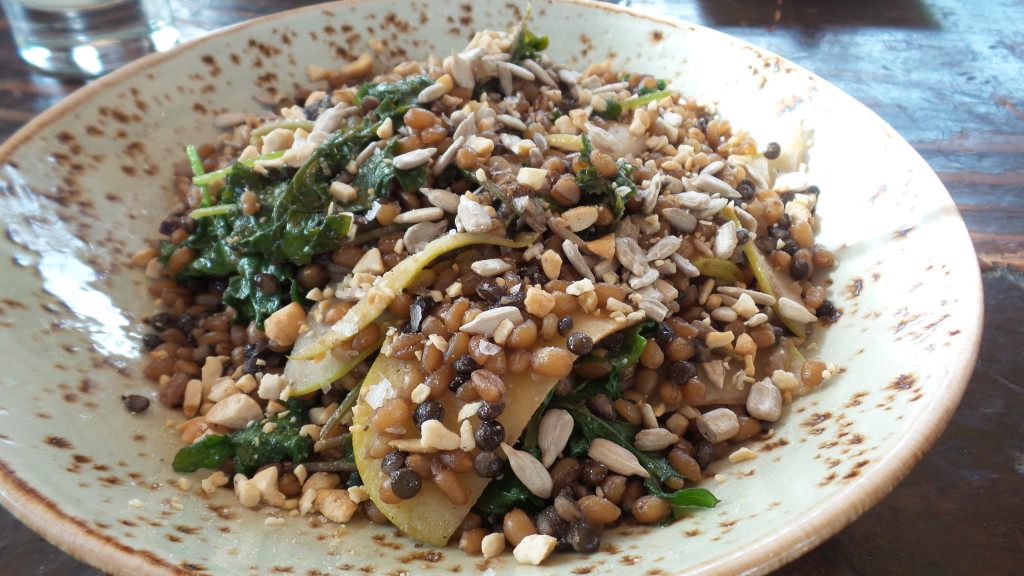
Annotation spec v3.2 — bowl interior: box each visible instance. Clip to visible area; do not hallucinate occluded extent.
[0,1,981,575]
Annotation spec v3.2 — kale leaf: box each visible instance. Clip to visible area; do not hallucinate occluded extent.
[568,322,650,400]
[354,75,434,120]
[573,135,638,238]
[510,25,549,63]
[222,255,302,329]
[172,398,316,476]
[351,140,430,212]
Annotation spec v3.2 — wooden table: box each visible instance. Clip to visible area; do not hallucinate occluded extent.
[1,0,1021,574]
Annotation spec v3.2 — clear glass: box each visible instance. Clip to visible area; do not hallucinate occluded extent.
[1,0,179,77]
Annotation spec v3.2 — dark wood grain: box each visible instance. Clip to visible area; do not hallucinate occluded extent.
[1,0,1021,574]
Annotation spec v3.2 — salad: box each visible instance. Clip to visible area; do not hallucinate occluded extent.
[138,19,836,565]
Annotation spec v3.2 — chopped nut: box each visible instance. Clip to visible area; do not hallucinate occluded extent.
[460,419,476,451]
[513,534,557,565]
[234,474,261,508]
[524,286,555,318]
[352,248,385,274]
[420,419,461,451]
[264,302,306,347]
[729,447,758,463]
[705,331,735,349]
[562,205,599,232]
[771,369,801,391]
[586,233,616,261]
[205,394,263,429]
[482,532,506,559]
[315,489,358,523]
[517,167,548,190]
[540,249,563,280]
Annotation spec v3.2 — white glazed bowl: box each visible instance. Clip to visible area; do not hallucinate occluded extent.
[0,1,982,574]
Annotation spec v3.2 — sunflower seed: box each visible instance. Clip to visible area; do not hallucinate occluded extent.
[646,236,682,261]
[420,187,461,213]
[393,206,445,224]
[694,172,740,198]
[460,306,524,337]
[403,221,448,254]
[634,428,680,452]
[502,442,552,498]
[777,297,819,323]
[587,438,649,478]
[663,207,698,234]
[538,409,574,468]
[521,58,557,87]
[497,113,528,132]
[449,49,475,89]
[431,135,465,175]
[713,220,738,259]
[392,147,437,170]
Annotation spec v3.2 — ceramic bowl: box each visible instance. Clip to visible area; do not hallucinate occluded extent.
[0,0,982,574]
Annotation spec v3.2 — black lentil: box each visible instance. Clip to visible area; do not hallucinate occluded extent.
[789,258,811,280]
[535,506,569,538]
[473,451,504,478]
[567,521,601,553]
[737,178,756,200]
[389,468,422,500]
[149,312,172,331]
[763,142,781,160]
[413,400,444,428]
[449,373,469,393]
[142,333,163,350]
[474,420,506,451]
[652,322,674,344]
[598,332,624,354]
[477,400,505,421]
[121,394,150,414]
[566,332,594,355]
[557,316,574,337]
[453,354,480,375]
[381,450,408,476]
[816,299,836,318]
[669,360,697,386]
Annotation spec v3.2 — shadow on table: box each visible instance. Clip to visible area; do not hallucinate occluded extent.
[697,0,940,29]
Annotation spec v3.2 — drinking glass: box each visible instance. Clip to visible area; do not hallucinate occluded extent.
[1,0,179,77]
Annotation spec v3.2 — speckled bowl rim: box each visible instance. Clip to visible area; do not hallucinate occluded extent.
[0,1,983,575]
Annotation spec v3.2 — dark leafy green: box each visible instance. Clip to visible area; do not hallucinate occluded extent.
[573,135,638,238]
[638,78,668,96]
[222,256,302,328]
[510,24,549,63]
[354,75,434,120]
[172,398,316,476]
[351,140,430,212]
[593,98,623,120]
[570,322,649,400]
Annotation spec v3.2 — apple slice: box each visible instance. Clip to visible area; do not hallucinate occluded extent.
[351,311,638,546]
[292,232,535,360]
